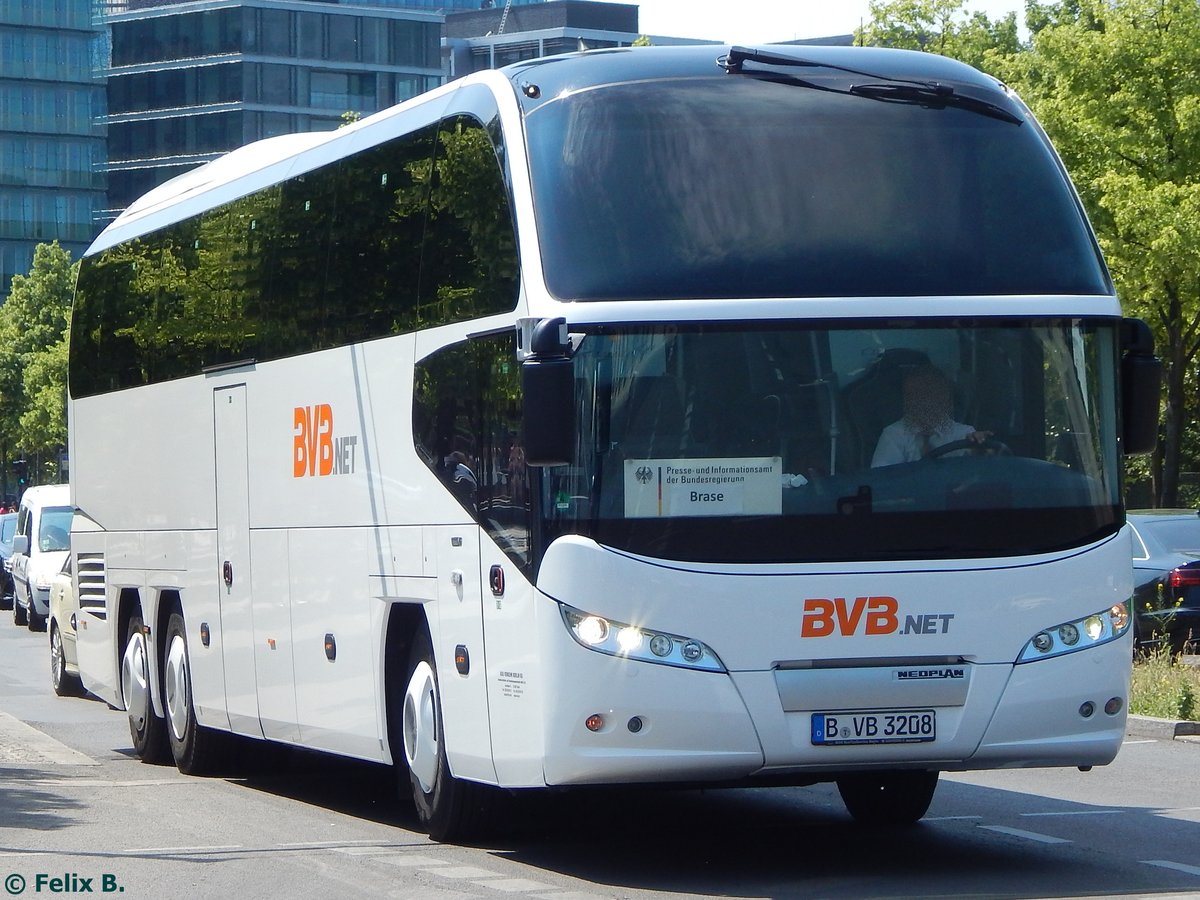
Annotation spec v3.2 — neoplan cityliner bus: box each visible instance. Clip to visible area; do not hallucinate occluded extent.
[68,45,1160,841]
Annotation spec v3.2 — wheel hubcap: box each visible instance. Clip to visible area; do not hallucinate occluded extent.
[51,629,62,686]
[403,661,439,793]
[163,634,189,741]
[121,631,150,731]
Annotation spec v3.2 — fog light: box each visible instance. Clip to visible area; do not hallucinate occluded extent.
[681,640,703,662]
[1032,632,1053,652]
[1079,701,1095,718]
[1105,697,1123,716]
[649,634,673,657]
[585,714,605,732]
[1058,623,1080,646]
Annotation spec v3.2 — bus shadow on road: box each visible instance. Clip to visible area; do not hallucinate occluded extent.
[222,750,1200,898]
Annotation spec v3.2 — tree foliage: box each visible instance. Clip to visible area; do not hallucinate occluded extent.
[857,0,1021,69]
[999,0,1200,506]
[0,241,75,472]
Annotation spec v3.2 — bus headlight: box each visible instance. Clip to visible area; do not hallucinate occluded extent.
[559,603,726,672]
[1017,602,1130,663]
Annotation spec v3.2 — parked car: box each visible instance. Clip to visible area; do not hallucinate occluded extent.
[11,484,71,631]
[0,511,16,610]
[1129,509,1200,653]
[48,554,83,696]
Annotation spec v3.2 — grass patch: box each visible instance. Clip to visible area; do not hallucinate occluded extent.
[1130,647,1199,721]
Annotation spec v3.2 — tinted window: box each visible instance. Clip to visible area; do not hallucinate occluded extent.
[71,111,518,398]
[526,76,1110,301]
[413,333,531,573]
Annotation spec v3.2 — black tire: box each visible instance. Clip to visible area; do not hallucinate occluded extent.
[399,626,495,842]
[163,611,229,775]
[837,770,939,826]
[50,623,82,697]
[121,613,170,763]
[13,591,27,626]
[27,594,46,632]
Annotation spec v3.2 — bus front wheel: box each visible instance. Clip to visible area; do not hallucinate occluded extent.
[400,626,494,842]
[121,614,169,763]
[837,770,939,825]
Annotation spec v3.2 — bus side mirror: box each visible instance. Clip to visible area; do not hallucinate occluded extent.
[1120,317,1161,456]
[13,534,28,556]
[522,317,575,467]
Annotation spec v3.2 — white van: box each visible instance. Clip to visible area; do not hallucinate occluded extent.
[12,484,71,631]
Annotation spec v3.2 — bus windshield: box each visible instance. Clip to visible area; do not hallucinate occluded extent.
[525,75,1110,300]
[540,319,1120,563]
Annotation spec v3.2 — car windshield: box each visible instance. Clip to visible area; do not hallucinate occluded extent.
[525,74,1109,300]
[540,318,1121,563]
[38,506,72,552]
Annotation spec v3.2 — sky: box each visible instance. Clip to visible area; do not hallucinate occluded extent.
[632,0,1027,44]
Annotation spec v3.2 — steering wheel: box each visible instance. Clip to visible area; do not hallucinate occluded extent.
[924,437,1011,459]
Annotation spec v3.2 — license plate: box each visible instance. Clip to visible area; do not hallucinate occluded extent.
[811,709,936,745]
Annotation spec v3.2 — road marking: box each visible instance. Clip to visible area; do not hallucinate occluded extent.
[925,815,983,821]
[980,825,1071,844]
[1123,739,1157,745]
[335,845,424,857]
[471,879,555,893]
[0,710,97,765]
[124,845,243,854]
[430,866,505,880]
[374,854,450,867]
[1020,810,1123,817]
[1143,860,1200,878]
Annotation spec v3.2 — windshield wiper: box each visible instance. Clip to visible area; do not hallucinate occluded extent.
[718,45,1023,126]
[849,82,1023,125]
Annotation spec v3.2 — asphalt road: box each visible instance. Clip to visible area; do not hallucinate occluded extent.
[2,614,1198,899]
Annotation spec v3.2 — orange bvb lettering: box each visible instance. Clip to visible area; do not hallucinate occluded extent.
[293,404,335,478]
[801,596,899,637]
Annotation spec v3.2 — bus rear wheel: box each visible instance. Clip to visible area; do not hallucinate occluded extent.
[121,613,169,763]
[400,626,494,842]
[837,770,939,826]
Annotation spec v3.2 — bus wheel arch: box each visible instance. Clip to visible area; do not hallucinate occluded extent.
[391,613,495,842]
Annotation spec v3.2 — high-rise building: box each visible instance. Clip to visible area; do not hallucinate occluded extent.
[0,0,108,299]
[102,0,446,214]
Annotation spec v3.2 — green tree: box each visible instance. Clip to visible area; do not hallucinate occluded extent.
[1002,0,1200,506]
[0,241,75,478]
[858,0,1021,69]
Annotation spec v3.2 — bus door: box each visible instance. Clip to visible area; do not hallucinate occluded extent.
[213,385,263,737]
[432,525,497,784]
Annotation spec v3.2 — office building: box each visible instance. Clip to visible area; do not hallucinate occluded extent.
[0,0,108,299]
[444,1,712,77]
[103,0,445,213]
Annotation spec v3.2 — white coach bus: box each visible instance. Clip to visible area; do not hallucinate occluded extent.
[69,45,1160,840]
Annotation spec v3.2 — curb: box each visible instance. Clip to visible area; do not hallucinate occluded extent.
[1127,713,1200,741]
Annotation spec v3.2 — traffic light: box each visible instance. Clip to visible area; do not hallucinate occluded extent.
[12,459,27,487]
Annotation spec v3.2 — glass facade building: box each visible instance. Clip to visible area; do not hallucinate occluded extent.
[103,0,444,214]
[0,0,108,299]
